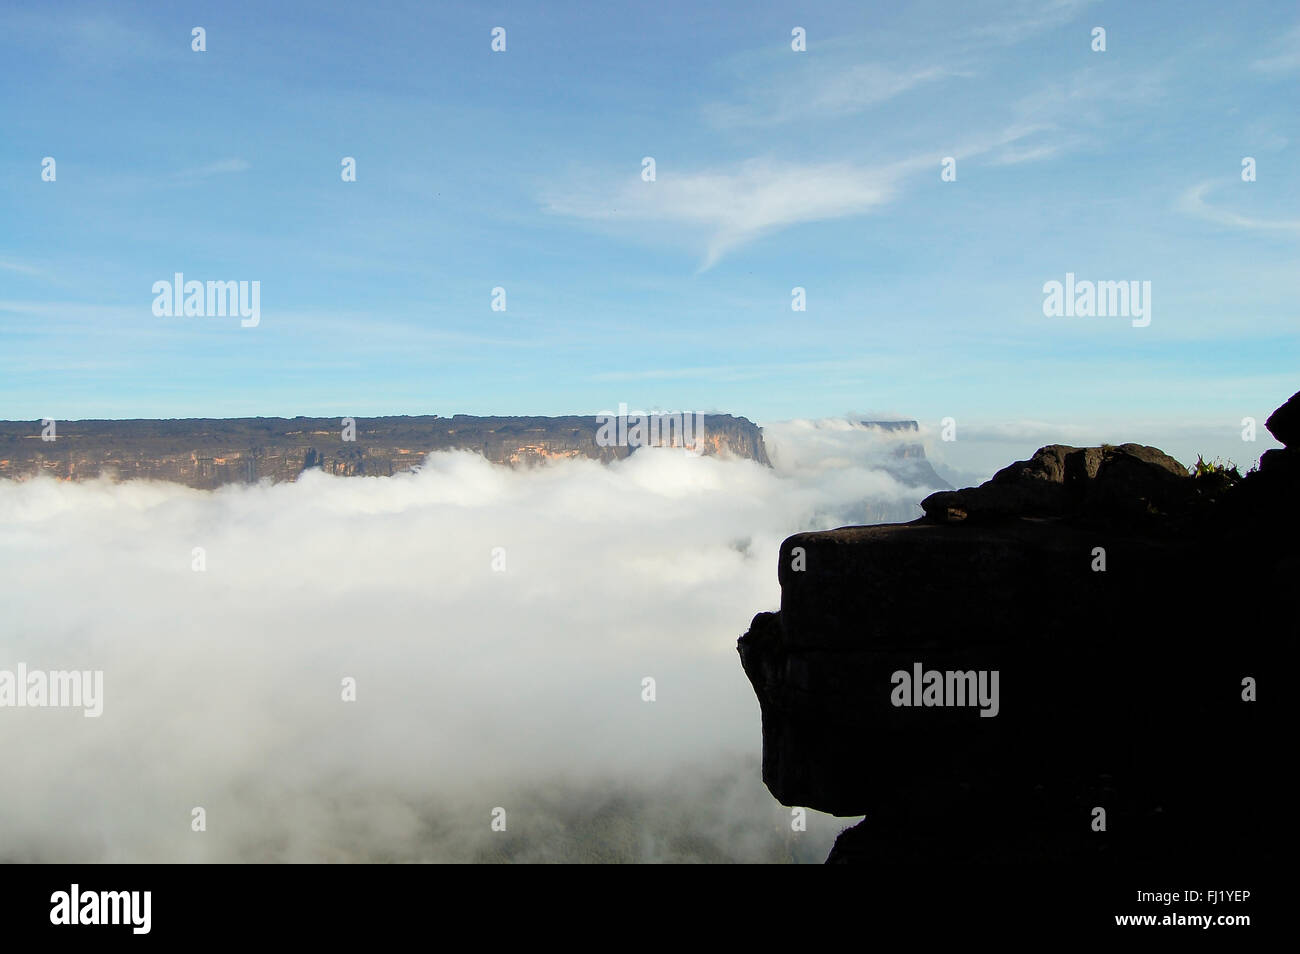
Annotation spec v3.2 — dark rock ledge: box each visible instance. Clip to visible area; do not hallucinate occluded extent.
[739,392,1295,864]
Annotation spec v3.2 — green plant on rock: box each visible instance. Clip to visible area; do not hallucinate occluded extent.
[1190,455,1242,496]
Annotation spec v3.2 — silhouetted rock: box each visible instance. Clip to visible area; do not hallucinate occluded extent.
[740,393,1291,865]
[1265,390,1300,447]
[921,443,1190,524]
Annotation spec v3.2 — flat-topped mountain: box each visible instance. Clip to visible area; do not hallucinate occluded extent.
[859,420,920,433]
[859,420,951,492]
[0,414,771,489]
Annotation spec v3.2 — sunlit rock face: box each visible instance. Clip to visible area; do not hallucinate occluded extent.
[0,414,770,488]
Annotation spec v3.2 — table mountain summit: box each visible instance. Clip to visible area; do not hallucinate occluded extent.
[0,414,770,488]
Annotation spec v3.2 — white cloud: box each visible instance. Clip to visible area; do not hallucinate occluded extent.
[0,12,161,70]
[1178,181,1300,233]
[0,259,48,279]
[545,157,904,270]
[970,0,1099,45]
[543,104,1109,268]
[987,140,1069,165]
[705,62,951,127]
[0,425,949,862]
[1251,23,1300,74]
[703,0,1098,129]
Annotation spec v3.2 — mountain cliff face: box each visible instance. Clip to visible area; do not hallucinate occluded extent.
[0,414,770,488]
[859,420,951,495]
[739,393,1293,864]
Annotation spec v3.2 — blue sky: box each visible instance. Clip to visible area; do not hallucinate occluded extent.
[1,0,1296,470]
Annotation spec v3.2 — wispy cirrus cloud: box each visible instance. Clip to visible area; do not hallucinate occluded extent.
[704,61,952,128]
[983,66,1167,165]
[0,259,49,279]
[550,25,1171,270]
[1251,23,1300,74]
[969,0,1099,45]
[0,11,163,71]
[703,0,1098,128]
[987,139,1071,166]
[1011,67,1168,127]
[544,120,1067,270]
[172,159,252,182]
[1179,181,1300,233]
[544,157,905,270]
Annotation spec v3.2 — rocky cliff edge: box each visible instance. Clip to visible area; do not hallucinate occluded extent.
[739,392,1295,864]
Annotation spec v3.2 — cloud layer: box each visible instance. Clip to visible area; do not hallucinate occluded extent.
[0,422,944,862]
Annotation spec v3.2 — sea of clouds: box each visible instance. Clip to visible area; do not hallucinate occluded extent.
[0,420,946,863]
